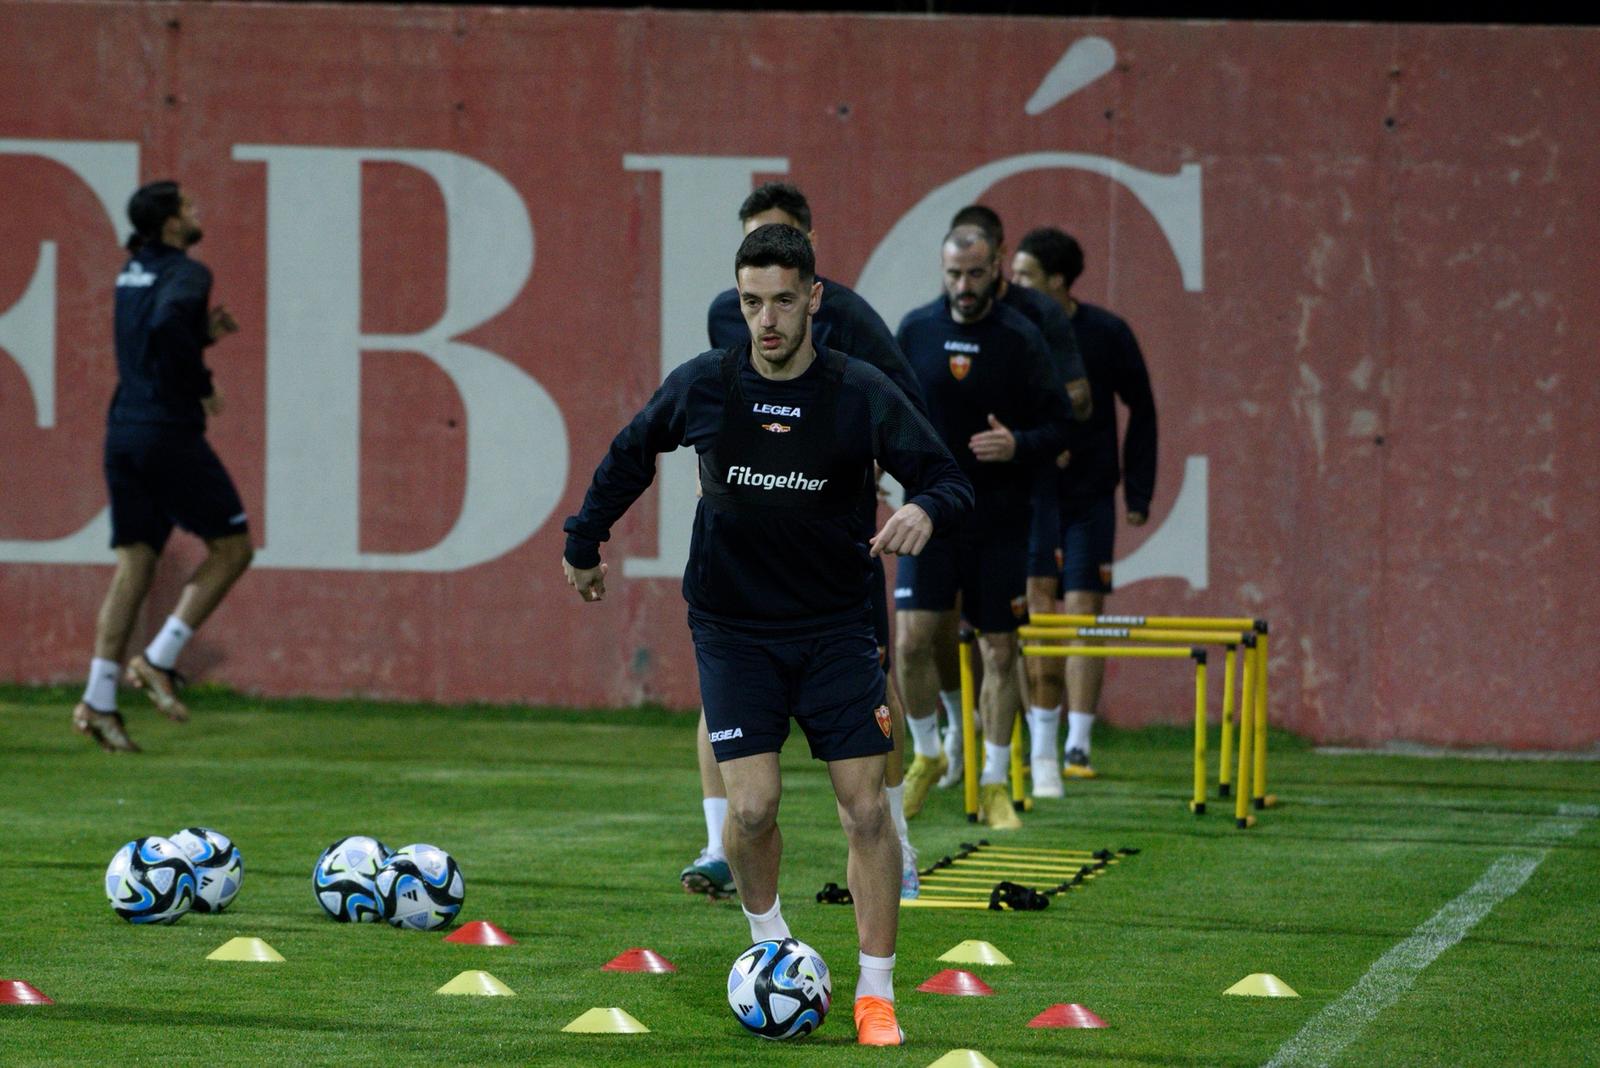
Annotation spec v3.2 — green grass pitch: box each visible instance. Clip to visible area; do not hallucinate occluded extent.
[1,685,1596,1065]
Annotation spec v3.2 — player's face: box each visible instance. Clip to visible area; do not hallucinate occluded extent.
[172,194,204,247]
[1011,251,1052,292]
[737,264,823,369]
[943,240,999,323]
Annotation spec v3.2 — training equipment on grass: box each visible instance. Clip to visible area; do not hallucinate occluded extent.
[892,841,1137,910]
[105,836,196,925]
[444,920,516,945]
[926,1051,1000,1068]
[562,1007,650,1033]
[727,937,831,1040]
[0,980,53,1005]
[313,835,390,922]
[374,843,465,931]
[1224,973,1299,997]
[206,936,284,962]
[170,827,244,913]
[938,940,1012,965]
[436,970,514,996]
[602,947,677,973]
[917,969,994,996]
[1029,1003,1108,1028]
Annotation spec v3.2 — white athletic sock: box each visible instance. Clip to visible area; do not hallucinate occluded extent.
[884,784,909,844]
[856,951,896,1002]
[980,740,1012,786]
[1066,710,1095,755]
[143,615,193,671]
[743,895,790,943]
[907,714,941,759]
[1029,705,1061,761]
[83,658,120,712]
[938,688,962,728]
[702,797,727,858]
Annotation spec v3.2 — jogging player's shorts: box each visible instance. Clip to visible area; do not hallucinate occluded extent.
[1027,491,1115,596]
[893,517,1029,633]
[105,424,249,552]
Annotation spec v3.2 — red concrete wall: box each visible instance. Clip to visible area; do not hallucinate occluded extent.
[2,3,1595,748]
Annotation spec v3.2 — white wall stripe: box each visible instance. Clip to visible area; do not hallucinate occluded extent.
[1263,807,1594,1068]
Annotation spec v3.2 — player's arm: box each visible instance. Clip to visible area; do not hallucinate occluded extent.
[150,263,217,405]
[866,373,974,557]
[1003,329,1075,464]
[561,359,705,599]
[830,291,930,418]
[1040,298,1091,421]
[1115,323,1158,524]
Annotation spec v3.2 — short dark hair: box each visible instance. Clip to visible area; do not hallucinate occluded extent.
[1017,226,1085,288]
[942,225,995,259]
[950,203,1004,248]
[127,180,181,251]
[735,223,816,284]
[738,182,812,232]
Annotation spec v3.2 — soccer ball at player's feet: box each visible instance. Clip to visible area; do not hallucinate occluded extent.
[105,836,197,924]
[374,843,465,931]
[728,938,832,1040]
[312,835,390,922]
[170,826,244,912]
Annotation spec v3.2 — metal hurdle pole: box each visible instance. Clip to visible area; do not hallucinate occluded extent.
[1009,716,1026,812]
[958,627,980,822]
[1234,636,1257,829]
[1189,648,1209,814]
[1218,644,1237,798]
[1029,613,1260,631]
[1253,625,1272,809]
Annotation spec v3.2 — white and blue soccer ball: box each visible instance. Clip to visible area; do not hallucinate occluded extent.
[373,843,464,931]
[170,827,243,913]
[105,836,197,925]
[727,938,832,1040]
[313,835,390,923]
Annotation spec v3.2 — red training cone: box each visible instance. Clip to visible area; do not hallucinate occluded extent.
[1029,1002,1108,1028]
[917,969,995,996]
[443,921,518,946]
[602,948,678,973]
[0,981,53,1006]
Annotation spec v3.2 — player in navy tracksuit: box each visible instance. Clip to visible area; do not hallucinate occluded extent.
[563,225,971,1046]
[691,182,931,902]
[72,181,253,753]
[1014,225,1157,780]
[892,226,1075,829]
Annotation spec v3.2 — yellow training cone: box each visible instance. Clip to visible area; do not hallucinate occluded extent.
[1224,973,1299,997]
[436,970,515,996]
[562,1007,650,1033]
[938,940,1013,966]
[926,1050,1000,1068]
[205,937,284,962]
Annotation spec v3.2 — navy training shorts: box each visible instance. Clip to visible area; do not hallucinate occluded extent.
[893,518,1029,633]
[693,617,892,764]
[1027,491,1116,595]
[104,425,248,552]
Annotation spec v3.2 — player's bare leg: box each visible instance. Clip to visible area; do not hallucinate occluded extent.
[893,608,951,817]
[74,544,158,752]
[1024,575,1066,796]
[682,709,736,898]
[829,752,904,1046]
[720,752,789,943]
[1062,588,1107,777]
[934,609,973,786]
[976,632,1023,829]
[882,669,919,897]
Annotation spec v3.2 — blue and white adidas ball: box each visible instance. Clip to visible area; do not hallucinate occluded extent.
[373,843,464,931]
[170,827,244,913]
[313,835,390,923]
[105,836,197,925]
[727,938,831,1040]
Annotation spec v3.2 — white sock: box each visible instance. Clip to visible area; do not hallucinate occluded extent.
[1066,710,1095,755]
[143,615,193,671]
[907,714,941,759]
[83,658,120,712]
[1029,705,1061,761]
[856,951,896,1002]
[743,895,790,943]
[884,784,909,844]
[938,688,962,728]
[980,740,1012,786]
[702,797,727,858]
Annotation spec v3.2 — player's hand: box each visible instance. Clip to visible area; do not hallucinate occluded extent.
[1055,449,1072,469]
[870,502,932,558]
[201,391,224,417]
[1127,511,1147,527]
[208,305,239,341]
[968,414,1016,462]
[874,464,890,506]
[563,558,608,602]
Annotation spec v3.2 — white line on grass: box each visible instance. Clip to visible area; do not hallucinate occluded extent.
[1263,804,1597,1068]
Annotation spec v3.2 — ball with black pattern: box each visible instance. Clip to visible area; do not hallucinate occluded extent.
[312,835,390,923]
[104,836,197,925]
[373,843,464,931]
[727,938,832,1040]
[170,826,244,913]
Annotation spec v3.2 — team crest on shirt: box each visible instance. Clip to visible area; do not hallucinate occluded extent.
[874,705,892,738]
[761,422,791,433]
[948,354,972,380]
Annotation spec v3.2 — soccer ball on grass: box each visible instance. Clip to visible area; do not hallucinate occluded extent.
[727,938,832,1040]
[105,836,197,925]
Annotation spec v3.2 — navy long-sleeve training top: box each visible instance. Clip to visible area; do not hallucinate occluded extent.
[109,242,216,429]
[1049,301,1158,515]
